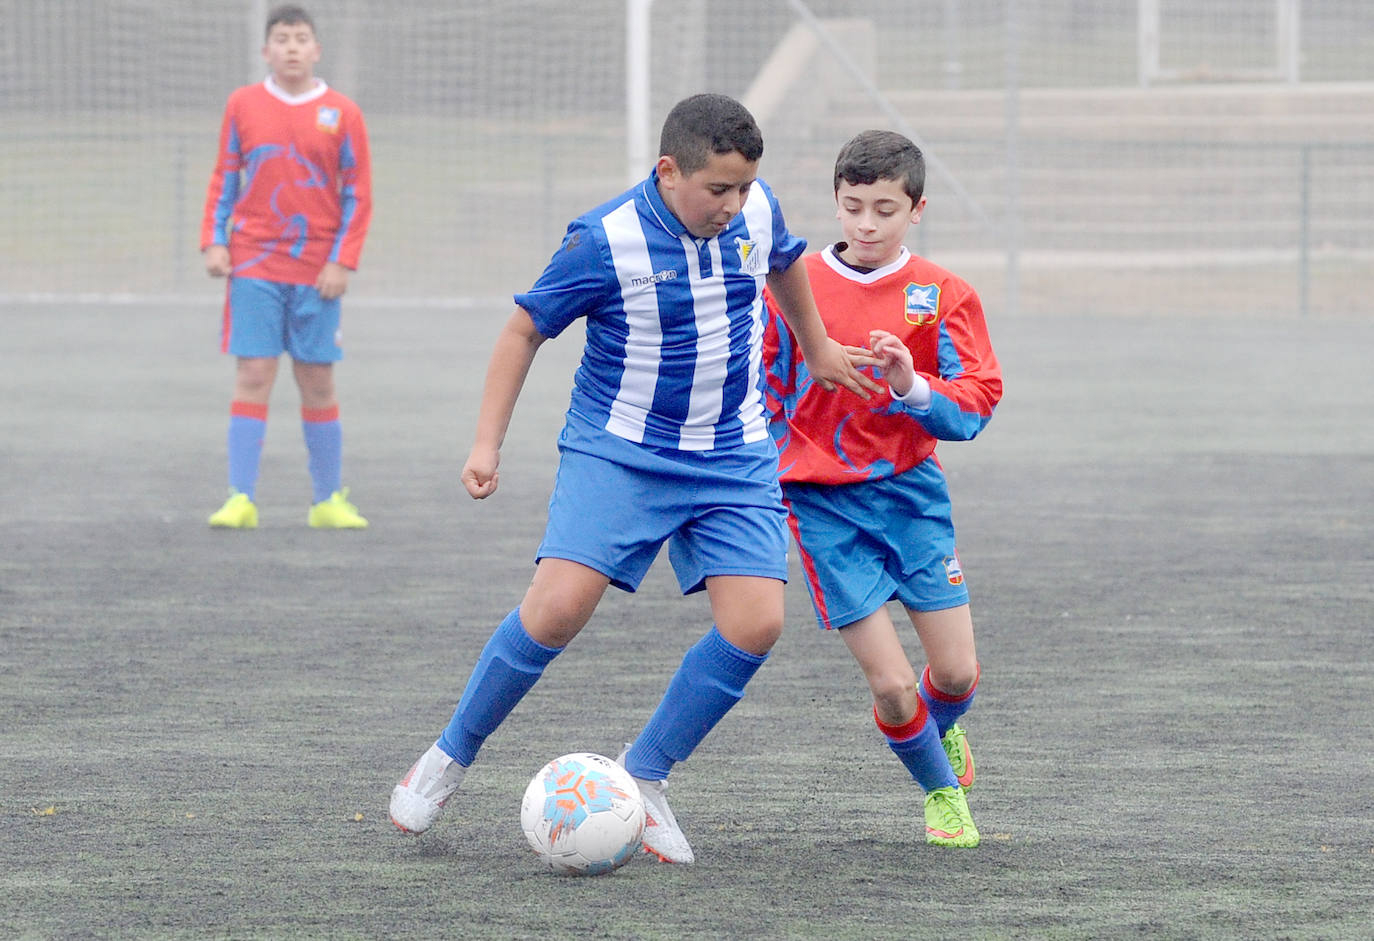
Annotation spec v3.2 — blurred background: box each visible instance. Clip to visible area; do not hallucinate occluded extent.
[2,0,1371,317]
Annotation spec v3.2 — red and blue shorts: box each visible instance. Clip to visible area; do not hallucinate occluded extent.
[221,276,342,363]
[784,456,969,629]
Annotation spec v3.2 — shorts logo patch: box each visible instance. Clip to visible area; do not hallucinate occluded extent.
[736,238,765,276]
[316,106,341,134]
[943,554,964,586]
[905,282,940,326]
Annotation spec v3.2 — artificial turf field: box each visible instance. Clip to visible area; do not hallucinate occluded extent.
[2,301,1371,939]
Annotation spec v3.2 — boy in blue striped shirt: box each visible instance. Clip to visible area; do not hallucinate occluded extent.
[389,94,878,864]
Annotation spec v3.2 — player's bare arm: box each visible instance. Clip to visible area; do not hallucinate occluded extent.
[869,328,916,396]
[461,307,548,500]
[203,245,231,278]
[767,263,881,398]
[315,261,351,300]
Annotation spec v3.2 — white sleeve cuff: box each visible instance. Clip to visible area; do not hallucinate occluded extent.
[891,374,932,410]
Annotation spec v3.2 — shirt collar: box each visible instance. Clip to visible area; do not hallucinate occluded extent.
[639,167,690,240]
[822,243,912,282]
[264,74,329,105]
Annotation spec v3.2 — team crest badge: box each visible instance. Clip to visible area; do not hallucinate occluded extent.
[943,554,964,586]
[316,106,341,134]
[735,238,765,276]
[905,282,940,326]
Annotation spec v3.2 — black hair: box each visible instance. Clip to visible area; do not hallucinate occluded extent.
[659,94,764,175]
[833,129,925,204]
[266,4,316,39]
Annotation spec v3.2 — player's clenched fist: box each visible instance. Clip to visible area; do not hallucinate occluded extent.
[461,445,501,499]
[203,245,231,278]
[315,261,351,300]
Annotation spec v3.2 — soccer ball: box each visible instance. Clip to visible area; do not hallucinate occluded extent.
[520,752,645,876]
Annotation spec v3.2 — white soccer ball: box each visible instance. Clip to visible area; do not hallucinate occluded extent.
[520,752,645,876]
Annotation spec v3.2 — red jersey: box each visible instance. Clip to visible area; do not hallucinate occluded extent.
[201,78,372,284]
[763,245,1002,485]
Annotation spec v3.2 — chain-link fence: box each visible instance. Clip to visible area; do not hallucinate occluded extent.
[3,0,1371,316]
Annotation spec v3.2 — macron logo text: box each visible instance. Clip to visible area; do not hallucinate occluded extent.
[630,269,678,287]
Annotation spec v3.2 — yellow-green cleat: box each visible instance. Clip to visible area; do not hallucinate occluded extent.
[308,487,368,529]
[942,723,975,792]
[208,492,258,529]
[924,785,979,848]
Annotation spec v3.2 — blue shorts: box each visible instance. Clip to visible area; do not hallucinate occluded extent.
[223,276,342,362]
[537,411,789,594]
[784,456,969,629]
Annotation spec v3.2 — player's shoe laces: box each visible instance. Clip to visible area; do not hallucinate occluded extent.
[308,487,368,529]
[389,742,467,834]
[208,492,258,529]
[616,746,694,864]
[924,785,979,848]
[941,723,975,791]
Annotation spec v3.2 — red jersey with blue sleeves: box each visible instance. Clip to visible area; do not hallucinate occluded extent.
[201,77,371,285]
[763,244,1002,484]
[516,169,806,452]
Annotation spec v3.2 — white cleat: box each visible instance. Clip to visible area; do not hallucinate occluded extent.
[389,742,467,834]
[617,745,694,864]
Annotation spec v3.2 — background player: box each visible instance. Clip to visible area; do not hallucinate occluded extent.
[389,94,879,864]
[201,4,372,529]
[762,129,1002,848]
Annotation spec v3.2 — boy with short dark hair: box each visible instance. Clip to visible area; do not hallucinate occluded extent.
[763,129,1003,847]
[202,4,372,529]
[389,94,878,864]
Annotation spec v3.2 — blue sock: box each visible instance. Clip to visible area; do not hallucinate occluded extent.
[301,406,342,503]
[227,403,267,499]
[437,609,562,766]
[919,663,979,736]
[877,704,957,793]
[624,627,767,780]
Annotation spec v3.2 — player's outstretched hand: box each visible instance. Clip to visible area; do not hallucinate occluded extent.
[461,445,501,499]
[808,336,883,398]
[203,245,231,278]
[868,329,916,396]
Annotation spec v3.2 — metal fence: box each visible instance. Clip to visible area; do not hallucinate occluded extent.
[2,0,1371,317]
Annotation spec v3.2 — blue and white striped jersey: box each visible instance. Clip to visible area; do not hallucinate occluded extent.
[515,169,806,452]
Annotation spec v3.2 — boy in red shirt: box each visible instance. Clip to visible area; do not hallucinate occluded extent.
[201,4,372,529]
[763,130,1002,847]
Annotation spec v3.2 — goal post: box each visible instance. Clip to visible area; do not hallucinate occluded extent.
[625,0,655,186]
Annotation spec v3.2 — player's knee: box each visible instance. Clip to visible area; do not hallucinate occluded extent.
[292,365,335,404]
[716,615,782,657]
[517,603,589,649]
[927,659,978,697]
[868,668,918,715]
[234,359,277,399]
[743,621,784,656]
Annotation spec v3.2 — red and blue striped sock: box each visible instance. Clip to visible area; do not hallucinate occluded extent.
[875,700,957,792]
[227,400,267,499]
[919,662,979,736]
[301,405,342,503]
